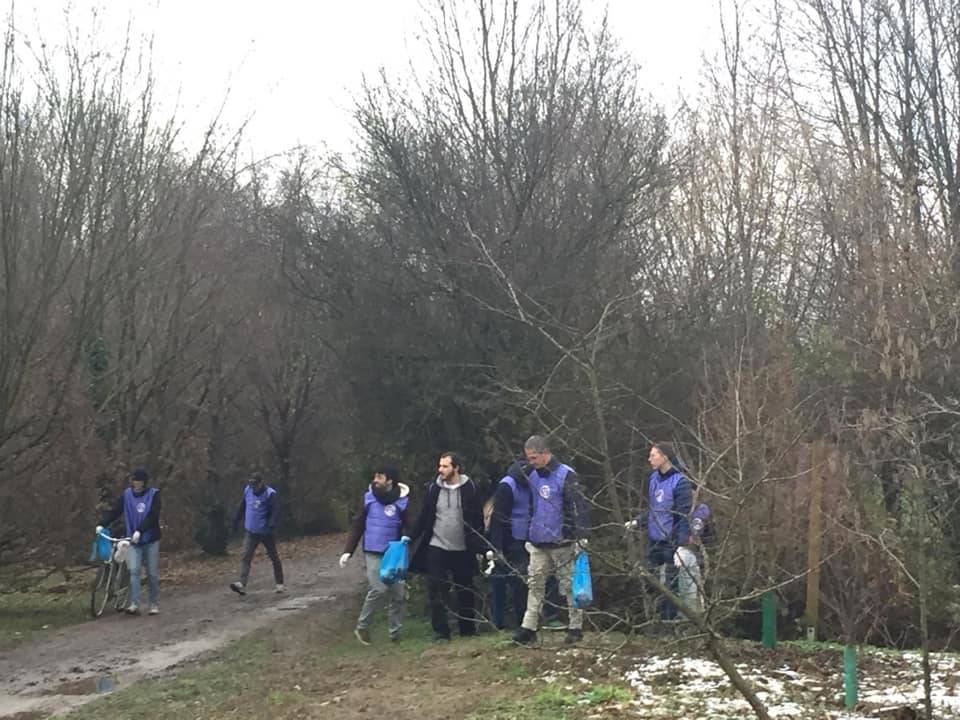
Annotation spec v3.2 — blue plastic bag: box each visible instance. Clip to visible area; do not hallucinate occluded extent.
[90,530,112,563]
[572,550,593,609]
[379,540,409,585]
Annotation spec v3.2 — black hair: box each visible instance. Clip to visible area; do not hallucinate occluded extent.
[652,442,679,468]
[374,464,399,483]
[440,451,463,472]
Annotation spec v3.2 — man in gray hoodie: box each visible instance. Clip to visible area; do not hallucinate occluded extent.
[410,452,485,640]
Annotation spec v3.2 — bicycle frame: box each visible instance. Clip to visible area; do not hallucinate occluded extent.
[90,532,131,618]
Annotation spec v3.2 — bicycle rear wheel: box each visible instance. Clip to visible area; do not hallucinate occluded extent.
[90,564,111,618]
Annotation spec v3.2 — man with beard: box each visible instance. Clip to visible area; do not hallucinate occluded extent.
[340,465,412,644]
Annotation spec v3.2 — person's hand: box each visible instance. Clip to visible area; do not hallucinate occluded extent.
[624,519,638,530]
[131,531,141,544]
[339,553,350,569]
[95,525,104,535]
[400,535,411,545]
[577,538,589,550]
[485,550,494,560]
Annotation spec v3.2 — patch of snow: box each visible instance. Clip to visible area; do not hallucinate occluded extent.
[767,701,806,717]
[621,647,960,719]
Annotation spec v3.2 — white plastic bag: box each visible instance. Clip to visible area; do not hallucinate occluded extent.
[674,546,703,612]
[113,539,130,564]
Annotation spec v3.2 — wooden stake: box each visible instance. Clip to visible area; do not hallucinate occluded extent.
[805,439,824,640]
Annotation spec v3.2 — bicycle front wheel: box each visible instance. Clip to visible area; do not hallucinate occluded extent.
[90,564,111,618]
[113,563,130,611]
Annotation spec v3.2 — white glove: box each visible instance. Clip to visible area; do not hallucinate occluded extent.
[339,553,350,569]
[577,538,589,550]
[131,531,141,544]
[95,525,104,535]
[674,547,695,568]
[400,535,411,544]
[485,550,494,560]
[624,519,638,530]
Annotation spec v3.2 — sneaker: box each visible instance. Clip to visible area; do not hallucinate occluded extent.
[148,604,160,616]
[565,629,583,645]
[229,582,246,596]
[512,627,537,645]
[274,584,285,593]
[125,603,140,615]
[354,627,371,646]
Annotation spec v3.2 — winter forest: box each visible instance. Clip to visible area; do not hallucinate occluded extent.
[3,0,960,700]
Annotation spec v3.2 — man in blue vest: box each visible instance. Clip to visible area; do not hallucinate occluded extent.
[488,460,532,630]
[230,472,284,595]
[97,468,162,616]
[339,465,412,644]
[512,436,590,646]
[625,442,693,619]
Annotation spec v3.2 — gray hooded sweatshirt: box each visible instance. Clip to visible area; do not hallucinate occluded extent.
[429,474,469,551]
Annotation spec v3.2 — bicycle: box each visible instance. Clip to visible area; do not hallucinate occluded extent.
[90,531,132,618]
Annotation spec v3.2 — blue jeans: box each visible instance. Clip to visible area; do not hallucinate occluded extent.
[126,540,160,606]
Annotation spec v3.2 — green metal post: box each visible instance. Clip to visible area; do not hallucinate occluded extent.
[761,591,777,649]
[843,645,858,709]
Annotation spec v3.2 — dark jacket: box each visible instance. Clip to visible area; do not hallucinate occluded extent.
[101,488,162,542]
[410,475,485,573]
[528,458,590,548]
[342,482,413,555]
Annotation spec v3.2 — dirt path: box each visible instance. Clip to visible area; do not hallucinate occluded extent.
[0,535,364,719]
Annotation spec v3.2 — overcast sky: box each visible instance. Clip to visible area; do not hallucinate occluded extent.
[12,1,723,160]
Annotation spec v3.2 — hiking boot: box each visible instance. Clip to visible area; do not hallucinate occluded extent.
[274,584,285,593]
[148,604,160,616]
[354,628,371,646]
[125,603,140,615]
[230,582,246,596]
[512,627,537,645]
[565,629,583,645]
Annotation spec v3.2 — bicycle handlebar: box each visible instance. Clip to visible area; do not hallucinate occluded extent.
[97,530,131,543]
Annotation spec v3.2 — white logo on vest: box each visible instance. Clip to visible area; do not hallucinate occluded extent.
[253,500,261,509]
[384,504,397,517]
[136,502,146,513]
[655,489,665,503]
[539,484,551,499]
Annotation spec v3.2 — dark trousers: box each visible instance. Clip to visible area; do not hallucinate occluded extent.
[648,540,677,620]
[490,542,528,629]
[542,574,564,622]
[426,546,476,638]
[239,532,284,586]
